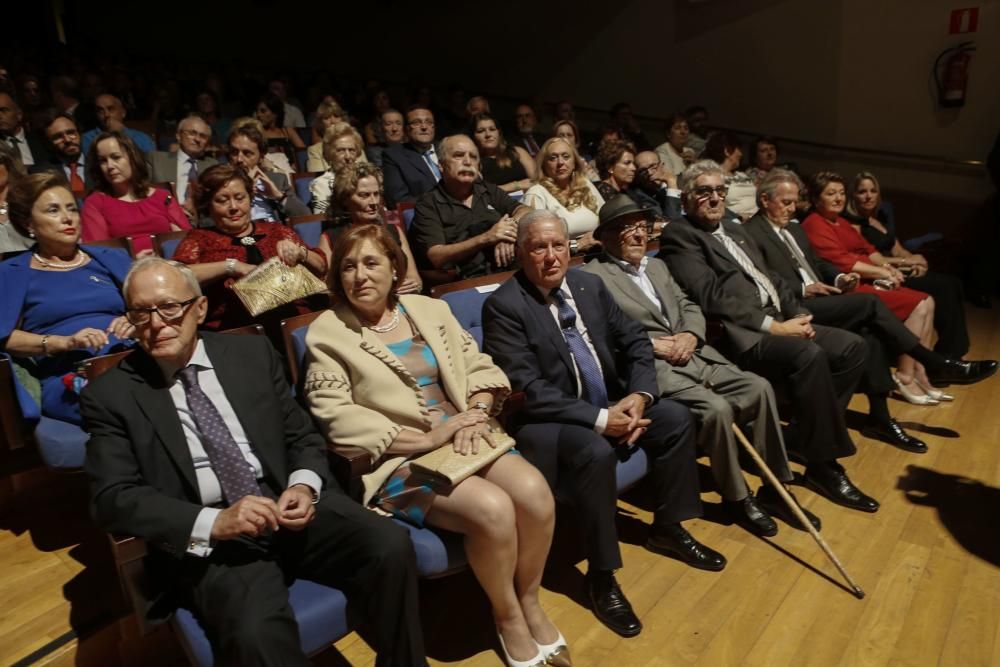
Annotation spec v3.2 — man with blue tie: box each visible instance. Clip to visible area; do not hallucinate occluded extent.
[381,104,443,207]
[483,210,722,639]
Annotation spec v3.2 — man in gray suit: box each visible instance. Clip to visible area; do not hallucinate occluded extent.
[584,195,816,535]
[149,115,218,220]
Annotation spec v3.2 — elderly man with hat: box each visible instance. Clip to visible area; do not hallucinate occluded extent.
[583,195,812,536]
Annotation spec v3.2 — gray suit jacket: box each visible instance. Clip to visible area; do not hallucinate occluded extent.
[582,253,733,395]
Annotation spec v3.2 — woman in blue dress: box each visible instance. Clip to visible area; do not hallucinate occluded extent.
[0,172,134,425]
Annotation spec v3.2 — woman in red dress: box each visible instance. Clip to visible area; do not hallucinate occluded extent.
[172,164,327,344]
[802,172,940,405]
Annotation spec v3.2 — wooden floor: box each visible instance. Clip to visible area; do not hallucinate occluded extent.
[3,308,999,667]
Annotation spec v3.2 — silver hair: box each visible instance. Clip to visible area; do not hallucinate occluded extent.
[679,159,724,193]
[123,256,202,304]
[178,114,210,134]
[756,168,803,207]
[516,209,569,248]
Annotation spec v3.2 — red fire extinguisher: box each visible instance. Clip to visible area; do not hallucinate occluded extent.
[935,41,975,108]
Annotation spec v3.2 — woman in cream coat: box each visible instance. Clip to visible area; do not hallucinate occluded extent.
[304,224,569,667]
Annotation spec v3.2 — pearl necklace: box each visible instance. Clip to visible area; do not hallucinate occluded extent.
[367,307,400,333]
[33,249,87,269]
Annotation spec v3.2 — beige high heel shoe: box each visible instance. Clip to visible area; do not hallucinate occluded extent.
[915,377,955,401]
[893,374,940,406]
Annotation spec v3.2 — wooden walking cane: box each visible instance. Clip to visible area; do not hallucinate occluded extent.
[730,424,866,599]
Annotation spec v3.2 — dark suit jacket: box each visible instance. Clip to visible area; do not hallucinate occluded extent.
[4,129,52,167]
[148,151,219,189]
[627,186,683,222]
[658,216,808,355]
[742,214,840,292]
[381,142,438,208]
[482,269,658,430]
[81,333,332,559]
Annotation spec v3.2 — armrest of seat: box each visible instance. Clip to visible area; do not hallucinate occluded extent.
[327,446,372,501]
[109,534,155,636]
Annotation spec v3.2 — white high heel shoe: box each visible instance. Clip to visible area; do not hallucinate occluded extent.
[536,630,572,667]
[893,374,940,406]
[497,629,546,667]
[915,377,955,401]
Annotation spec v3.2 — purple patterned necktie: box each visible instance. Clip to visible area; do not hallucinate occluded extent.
[551,290,609,407]
[178,365,262,505]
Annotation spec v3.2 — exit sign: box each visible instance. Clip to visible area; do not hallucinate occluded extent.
[949,7,979,34]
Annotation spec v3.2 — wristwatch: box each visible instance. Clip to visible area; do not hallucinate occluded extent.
[569,239,579,254]
[472,400,490,412]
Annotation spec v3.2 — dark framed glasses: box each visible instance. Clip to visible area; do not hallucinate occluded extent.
[125,297,199,326]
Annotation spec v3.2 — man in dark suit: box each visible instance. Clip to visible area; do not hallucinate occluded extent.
[483,210,723,639]
[0,92,50,168]
[584,195,812,536]
[149,115,219,219]
[36,112,90,196]
[511,104,545,156]
[659,160,879,514]
[743,169,998,451]
[81,258,425,667]
[381,104,441,207]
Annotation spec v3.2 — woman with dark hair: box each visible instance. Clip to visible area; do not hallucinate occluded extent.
[703,131,757,220]
[0,145,32,253]
[172,163,326,339]
[0,172,133,425]
[316,161,421,293]
[594,138,637,202]
[227,118,310,222]
[847,170,969,358]
[802,171,941,404]
[194,90,231,152]
[305,224,567,667]
[254,93,305,173]
[470,112,536,193]
[654,113,695,177]
[744,136,786,187]
[81,130,190,253]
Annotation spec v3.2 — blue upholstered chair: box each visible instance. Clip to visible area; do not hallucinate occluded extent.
[293,172,316,208]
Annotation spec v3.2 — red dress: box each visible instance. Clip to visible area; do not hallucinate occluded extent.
[801,212,927,320]
[81,188,191,252]
[173,222,327,338]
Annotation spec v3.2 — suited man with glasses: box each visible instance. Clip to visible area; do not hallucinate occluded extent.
[381,104,442,207]
[81,257,426,666]
[149,115,219,220]
[659,160,880,515]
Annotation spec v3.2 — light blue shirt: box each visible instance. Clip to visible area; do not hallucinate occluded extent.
[81,126,156,155]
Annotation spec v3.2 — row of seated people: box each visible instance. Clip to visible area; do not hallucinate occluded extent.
[1,156,997,665]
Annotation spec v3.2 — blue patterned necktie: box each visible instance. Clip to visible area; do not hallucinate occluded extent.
[551,290,609,407]
[178,366,262,505]
[423,148,442,181]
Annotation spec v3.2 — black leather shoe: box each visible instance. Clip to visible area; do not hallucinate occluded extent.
[803,465,880,513]
[586,570,642,637]
[646,524,727,571]
[756,484,822,532]
[863,419,928,454]
[724,493,778,537]
[927,359,999,385]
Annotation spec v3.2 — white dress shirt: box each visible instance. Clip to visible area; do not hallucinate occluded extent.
[171,340,322,556]
[608,254,670,327]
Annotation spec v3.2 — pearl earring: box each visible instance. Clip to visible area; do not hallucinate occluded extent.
[392,272,398,280]
[28,230,35,238]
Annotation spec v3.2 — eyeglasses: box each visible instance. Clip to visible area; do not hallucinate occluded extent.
[407,118,434,127]
[691,185,729,199]
[125,297,199,326]
[637,161,662,174]
[617,220,652,235]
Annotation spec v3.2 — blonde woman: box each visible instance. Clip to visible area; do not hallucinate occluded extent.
[522,137,605,255]
[310,122,369,214]
[306,99,350,171]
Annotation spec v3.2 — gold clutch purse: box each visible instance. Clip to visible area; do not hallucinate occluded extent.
[230,257,328,317]
[408,419,516,487]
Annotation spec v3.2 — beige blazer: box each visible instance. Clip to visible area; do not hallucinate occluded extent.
[303,294,511,505]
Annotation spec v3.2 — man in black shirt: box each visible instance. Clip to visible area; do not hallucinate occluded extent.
[409,134,532,279]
